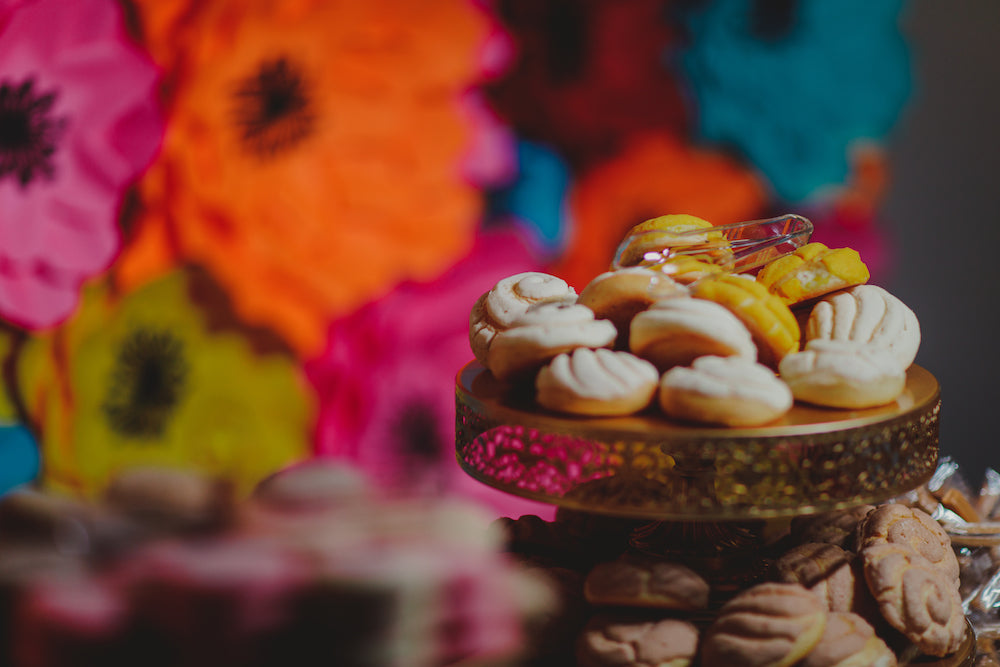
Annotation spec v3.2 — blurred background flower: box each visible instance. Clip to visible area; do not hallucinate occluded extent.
[0,0,161,329]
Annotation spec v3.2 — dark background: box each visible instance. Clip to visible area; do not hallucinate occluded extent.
[883,1,1000,484]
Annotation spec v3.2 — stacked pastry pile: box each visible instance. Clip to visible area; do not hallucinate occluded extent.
[469,214,922,426]
[0,463,556,667]
[499,501,968,666]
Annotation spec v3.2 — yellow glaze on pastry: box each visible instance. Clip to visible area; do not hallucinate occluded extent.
[690,274,800,367]
[756,242,870,306]
[618,214,726,269]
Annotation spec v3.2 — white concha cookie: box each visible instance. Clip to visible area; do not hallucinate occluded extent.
[630,297,757,372]
[536,348,660,416]
[659,355,793,427]
[778,339,906,409]
[577,267,689,348]
[806,285,920,369]
[487,302,616,381]
[469,272,577,365]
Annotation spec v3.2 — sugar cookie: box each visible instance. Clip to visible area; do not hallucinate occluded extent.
[583,558,710,611]
[659,355,792,427]
[805,285,920,370]
[778,339,906,409]
[577,267,689,348]
[701,582,828,667]
[578,615,700,667]
[772,543,871,614]
[756,243,870,306]
[799,611,897,667]
[855,503,960,585]
[469,272,577,366]
[690,273,800,368]
[536,348,659,417]
[487,302,616,381]
[630,297,756,372]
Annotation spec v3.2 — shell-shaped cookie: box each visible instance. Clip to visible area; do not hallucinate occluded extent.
[578,268,689,348]
[860,543,965,657]
[536,348,659,417]
[855,503,960,585]
[583,558,710,610]
[690,273,800,367]
[756,242,870,306]
[772,543,866,614]
[701,582,828,667]
[578,615,700,667]
[806,285,920,370]
[799,612,897,667]
[659,355,792,427]
[778,339,905,409]
[630,297,756,371]
[487,303,616,381]
[469,272,577,364]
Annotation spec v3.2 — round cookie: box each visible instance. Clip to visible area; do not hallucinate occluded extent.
[577,267,689,348]
[805,285,920,370]
[583,559,710,611]
[487,302,617,381]
[855,503,960,585]
[860,542,965,657]
[689,273,800,368]
[778,339,906,409]
[799,611,897,667]
[577,614,700,667]
[469,272,577,366]
[772,543,871,614]
[536,348,659,417]
[659,355,793,427]
[756,242,870,306]
[700,582,828,667]
[630,297,756,372]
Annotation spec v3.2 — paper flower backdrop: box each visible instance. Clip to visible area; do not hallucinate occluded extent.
[0,0,161,329]
[15,269,312,497]
[118,0,493,357]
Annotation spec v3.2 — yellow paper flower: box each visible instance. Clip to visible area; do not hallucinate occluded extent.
[16,270,313,498]
[119,0,490,356]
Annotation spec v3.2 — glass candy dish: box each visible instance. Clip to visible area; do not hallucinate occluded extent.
[612,213,814,277]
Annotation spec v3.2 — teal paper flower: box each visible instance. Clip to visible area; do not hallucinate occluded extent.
[678,0,911,202]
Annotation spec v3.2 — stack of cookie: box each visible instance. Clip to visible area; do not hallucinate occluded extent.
[499,501,968,665]
[468,213,923,426]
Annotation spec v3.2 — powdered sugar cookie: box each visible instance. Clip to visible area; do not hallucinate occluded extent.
[536,348,659,417]
[469,272,577,365]
[778,339,906,409]
[487,302,616,381]
[630,297,756,372]
[805,285,920,370]
[577,267,689,348]
[659,355,792,427]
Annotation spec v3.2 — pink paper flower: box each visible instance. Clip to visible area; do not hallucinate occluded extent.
[0,0,161,329]
[305,226,555,519]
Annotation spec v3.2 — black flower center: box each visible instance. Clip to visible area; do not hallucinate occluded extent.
[232,57,314,158]
[0,78,66,187]
[102,328,189,439]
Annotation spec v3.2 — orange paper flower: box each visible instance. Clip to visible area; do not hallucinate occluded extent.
[119,0,490,356]
[553,132,767,290]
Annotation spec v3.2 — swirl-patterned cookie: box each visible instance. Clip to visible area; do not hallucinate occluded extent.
[630,297,756,372]
[860,542,965,657]
[577,267,689,348]
[799,612,897,667]
[756,243,870,306]
[805,285,920,370]
[659,355,793,427]
[487,302,616,381]
[690,274,800,368]
[778,339,906,409]
[578,615,701,667]
[469,272,577,366]
[701,582,828,667]
[772,543,872,615]
[855,503,960,585]
[536,348,659,417]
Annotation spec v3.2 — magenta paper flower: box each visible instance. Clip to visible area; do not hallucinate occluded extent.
[0,0,161,329]
[305,226,555,519]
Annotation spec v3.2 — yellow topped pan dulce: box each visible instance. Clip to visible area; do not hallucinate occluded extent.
[756,242,870,306]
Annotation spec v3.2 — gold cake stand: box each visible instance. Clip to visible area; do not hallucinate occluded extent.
[455,361,974,666]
